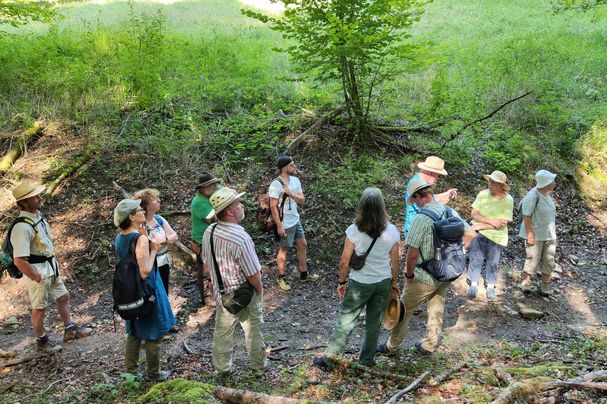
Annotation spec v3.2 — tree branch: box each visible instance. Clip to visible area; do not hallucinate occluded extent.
[384,370,431,404]
[458,91,533,134]
[283,106,345,155]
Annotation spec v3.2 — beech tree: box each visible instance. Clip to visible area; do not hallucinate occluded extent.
[0,0,57,34]
[243,0,430,142]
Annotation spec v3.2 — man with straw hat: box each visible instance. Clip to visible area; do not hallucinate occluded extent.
[377,177,476,356]
[201,188,267,375]
[403,156,458,236]
[191,171,222,306]
[466,171,514,301]
[10,182,92,352]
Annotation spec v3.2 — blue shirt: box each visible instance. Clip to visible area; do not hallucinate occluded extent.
[403,173,421,236]
[115,232,175,340]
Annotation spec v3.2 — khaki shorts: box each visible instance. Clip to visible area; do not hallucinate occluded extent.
[25,276,69,310]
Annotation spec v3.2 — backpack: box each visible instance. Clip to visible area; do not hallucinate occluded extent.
[1,217,50,279]
[112,235,156,320]
[417,207,466,282]
[257,177,288,234]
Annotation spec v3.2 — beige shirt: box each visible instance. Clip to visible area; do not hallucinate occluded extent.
[10,210,56,278]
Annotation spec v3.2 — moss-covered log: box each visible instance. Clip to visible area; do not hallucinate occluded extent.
[0,122,43,175]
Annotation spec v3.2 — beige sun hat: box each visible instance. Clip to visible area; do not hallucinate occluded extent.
[383,289,405,331]
[206,188,246,220]
[417,156,448,176]
[483,170,510,191]
[406,177,433,204]
[12,182,46,203]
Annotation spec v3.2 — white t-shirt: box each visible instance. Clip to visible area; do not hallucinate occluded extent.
[346,223,400,284]
[268,176,302,229]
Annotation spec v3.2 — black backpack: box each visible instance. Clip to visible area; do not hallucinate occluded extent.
[418,207,466,282]
[112,235,156,320]
[1,217,52,279]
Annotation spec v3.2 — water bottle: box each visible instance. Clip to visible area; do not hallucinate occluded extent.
[435,247,441,261]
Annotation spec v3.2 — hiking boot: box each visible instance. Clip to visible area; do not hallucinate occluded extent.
[376,342,390,354]
[145,370,171,382]
[36,334,63,353]
[468,285,478,300]
[301,273,320,282]
[63,323,93,342]
[539,282,551,296]
[486,287,497,301]
[169,325,180,334]
[520,279,533,293]
[312,356,330,370]
[415,342,432,357]
[277,277,291,291]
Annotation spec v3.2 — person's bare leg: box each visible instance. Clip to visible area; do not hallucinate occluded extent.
[295,238,307,273]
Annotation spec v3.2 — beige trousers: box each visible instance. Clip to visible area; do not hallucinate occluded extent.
[523,240,556,276]
[387,279,450,353]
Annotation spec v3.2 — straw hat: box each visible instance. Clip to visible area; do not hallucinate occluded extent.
[406,177,433,204]
[206,188,246,219]
[417,156,448,176]
[535,170,557,189]
[12,182,46,203]
[483,170,510,191]
[383,289,405,331]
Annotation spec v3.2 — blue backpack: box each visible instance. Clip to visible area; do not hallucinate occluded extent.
[418,207,466,282]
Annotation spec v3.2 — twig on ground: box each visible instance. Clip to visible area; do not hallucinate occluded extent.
[384,370,431,404]
[427,362,466,386]
[266,345,290,354]
[182,340,195,355]
[298,344,327,351]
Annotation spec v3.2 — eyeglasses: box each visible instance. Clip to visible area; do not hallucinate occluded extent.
[131,208,145,214]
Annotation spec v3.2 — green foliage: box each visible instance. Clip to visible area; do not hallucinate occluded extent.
[138,379,215,403]
[0,0,57,34]
[481,127,538,175]
[243,0,431,139]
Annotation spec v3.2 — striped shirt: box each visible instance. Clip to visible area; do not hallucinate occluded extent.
[405,201,470,285]
[202,221,261,300]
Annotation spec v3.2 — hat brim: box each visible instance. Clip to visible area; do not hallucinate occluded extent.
[206,191,246,220]
[15,185,46,203]
[407,185,432,204]
[383,291,405,331]
[418,162,447,176]
[483,174,511,191]
[196,178,222,189]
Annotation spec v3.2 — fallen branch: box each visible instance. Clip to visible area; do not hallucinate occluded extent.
[427,362,466,387]
[0,352,40,367]
[46,147,95,196]
[112,181,130,199]
[0,122,44,175]
[298,344,327,351]
[266,345,290,354]
[182,340,195,355]
[0,348,16,358]
[215,386,302,404]
[283,106,345,155]
[0,381,19,395]
[458,91,533,134]
[384,370,431,404]
[159,210,191,217]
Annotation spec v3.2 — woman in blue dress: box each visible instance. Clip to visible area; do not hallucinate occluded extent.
[113,198,176,382]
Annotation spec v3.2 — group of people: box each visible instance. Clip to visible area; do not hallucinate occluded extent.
[8,154,558,379]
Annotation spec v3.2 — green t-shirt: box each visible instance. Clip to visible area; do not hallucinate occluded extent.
[472,189,514,247]
[191,195,213,243]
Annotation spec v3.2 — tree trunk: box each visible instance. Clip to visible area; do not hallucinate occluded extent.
[0,122,43,175]
[214,386,302,404]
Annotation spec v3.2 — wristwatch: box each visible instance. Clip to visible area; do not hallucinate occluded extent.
[338,280,347,285]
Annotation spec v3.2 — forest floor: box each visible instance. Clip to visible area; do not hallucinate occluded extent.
[1,128,606,403]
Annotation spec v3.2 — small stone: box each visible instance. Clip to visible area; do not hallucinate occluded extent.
[518,307,545,319]
[570,255,579,264]
[4,317,19,326]
[554,263,563,273]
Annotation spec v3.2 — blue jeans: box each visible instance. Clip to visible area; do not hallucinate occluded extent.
[466,234,504,285]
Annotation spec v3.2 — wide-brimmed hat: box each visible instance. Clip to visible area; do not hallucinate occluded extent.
[407,177,433,204]
[206,188,246,220]
[12,182,46,203]
[418,156,448,176]
[535,170,557,189]
[196,171,222,189]
[383,289,405,331]
[113,199,142,227]
[483,170,510,191]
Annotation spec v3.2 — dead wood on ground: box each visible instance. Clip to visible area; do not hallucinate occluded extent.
[0,122,44,175]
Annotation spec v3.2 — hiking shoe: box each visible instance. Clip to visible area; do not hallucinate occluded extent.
[376,342,390,354]
[63,323,93,342]
[145,370,171,382]
[169,325,180,334]
[36,334,63,353]
[520,279,533,293]
[486,287,497,301]
[277,277,292,291]
[415,342,432,357]
[539,282,551,296]
[312,356,330,370]
[468,285,478,300]
[301,273,320,282]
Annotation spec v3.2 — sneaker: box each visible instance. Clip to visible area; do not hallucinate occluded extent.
[486,287,496,301]
[277,277,292,291]
[145,370,171,382]
[520,279,533,293]
[539,282,551,296]
[376,342,390,354]
[301,273,320,282]
[36,334,63,353]
[468,285,478,300]
[312,356,330,370]
[169,325,180,334]
[63,323,93,342]
[415,342,432,356]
